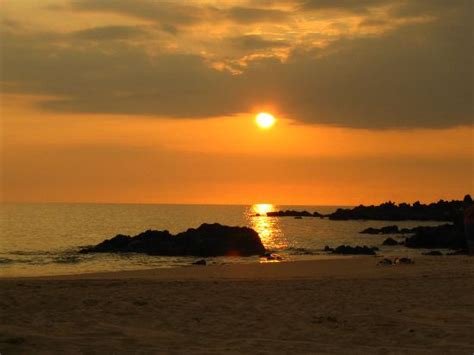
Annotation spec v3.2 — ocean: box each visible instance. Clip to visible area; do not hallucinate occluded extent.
[0,203,444,277]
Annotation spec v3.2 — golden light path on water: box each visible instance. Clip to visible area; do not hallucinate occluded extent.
[247,204,287,251]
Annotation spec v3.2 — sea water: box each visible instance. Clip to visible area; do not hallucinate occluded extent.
[0,203,444,276]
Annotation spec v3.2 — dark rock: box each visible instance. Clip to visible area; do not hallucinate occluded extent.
[382,237,399,246]
[360,225,399,234]
[360,227,380,234]
[395,257,414,264]
[80,223,266,257]
[324,245,334,252]
[85,234,133,253]
[422,251,443,256]
[404,224,466,250]
[266,210,323,217]
[193,259,207,265]
[263,253,283,261]
[380,225,399,234]
[377,258,393,266]
[329,245,378,255]
[328,197,467,221]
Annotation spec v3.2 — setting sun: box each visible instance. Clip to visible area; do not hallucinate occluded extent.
[255,112,276,129]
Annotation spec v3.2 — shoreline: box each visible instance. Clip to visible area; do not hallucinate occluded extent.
[1,256,473,353]
[1,255,472,281]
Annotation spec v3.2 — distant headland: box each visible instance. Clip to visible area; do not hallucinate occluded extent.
[256,195,473,222]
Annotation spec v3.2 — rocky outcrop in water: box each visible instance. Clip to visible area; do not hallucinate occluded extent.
[382,237,399,246]
[329,196,470,221]
[360,225,400,234]
[80,223,266,257]
[404,224,466,250]
[422,251,443,256]
[360,223,467,250]
[324,245,379,255]
[265,210,323,218]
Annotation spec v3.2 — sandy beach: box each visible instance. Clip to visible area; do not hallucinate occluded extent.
[0,256,473,354]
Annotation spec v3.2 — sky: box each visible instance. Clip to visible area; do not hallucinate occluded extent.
[1,0,473,205]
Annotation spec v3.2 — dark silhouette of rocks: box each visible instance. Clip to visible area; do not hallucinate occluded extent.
[262,253,283,261]
[404,223,466,250]
[395,257,414,265]
[193,259,207,265]
[378,257,415,265]
[265,210,323,217]
[361,222,467,250]
[80,223,266,257]
[329,197,469,221]
[324,245,378,255]
[360,225,399,234]
[377,258,393,266]
[359,227,379,234]
[382,237,399,246]
[422,251,443,256]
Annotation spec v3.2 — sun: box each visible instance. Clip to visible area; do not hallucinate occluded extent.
[255,112,276,129]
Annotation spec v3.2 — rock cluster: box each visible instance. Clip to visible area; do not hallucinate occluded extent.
[382,237,399,246]
[80,223,266,257]
[324,245,379,255]
[404,224,466,250]
[360,225,400,234]
[265,210,323,218]
[328,196,470,221]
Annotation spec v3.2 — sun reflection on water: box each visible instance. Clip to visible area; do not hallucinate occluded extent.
[247,204,287,251]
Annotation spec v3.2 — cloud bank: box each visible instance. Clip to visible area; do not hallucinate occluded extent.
[1,0,472,128]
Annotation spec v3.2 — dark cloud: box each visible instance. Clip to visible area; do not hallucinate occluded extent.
[300,0,388,14]
[358,18,387,27]
[226,7,290,23]
[1,31,241,117]
[1,0,472,129]
[228,35,289,51]
[244,5,472,128]
[71,0,210,27]
[70,25,148,40]
[70,0,289,27]
[389,0,471,18]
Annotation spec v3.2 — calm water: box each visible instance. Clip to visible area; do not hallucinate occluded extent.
[0,203,444,277]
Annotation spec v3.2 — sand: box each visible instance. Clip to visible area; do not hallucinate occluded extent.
[1,256,473,354]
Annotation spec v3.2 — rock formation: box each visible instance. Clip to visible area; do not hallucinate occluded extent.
[80,223,266,257]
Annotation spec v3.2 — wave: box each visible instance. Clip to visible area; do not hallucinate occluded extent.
[0,257,14,265]
[52,255,82,264]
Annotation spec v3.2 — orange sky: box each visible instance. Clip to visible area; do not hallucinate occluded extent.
[1,0,473,205]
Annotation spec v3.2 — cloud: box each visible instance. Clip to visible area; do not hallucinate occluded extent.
[227,35,289,51]
[70,25,148,40]
[358,18,387,27]
[70,0,289,28]
[1,0,472,129]
[226,6,290,23]
[243,2,472,128]
[388,0,469,18]
[299,0,389,14]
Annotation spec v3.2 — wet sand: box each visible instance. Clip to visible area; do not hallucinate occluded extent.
[1,256,473,354]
